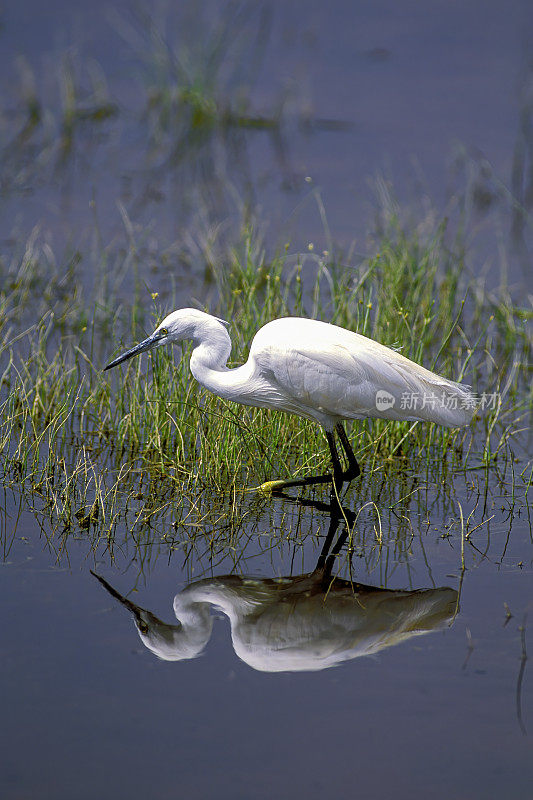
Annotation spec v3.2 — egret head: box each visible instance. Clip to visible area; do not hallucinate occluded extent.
[104,308,228,371]
[134,607,202,662]
[90,570,212,662]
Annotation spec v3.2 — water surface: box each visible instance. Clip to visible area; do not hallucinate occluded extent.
[1,480,531,799]
[1,2,532,798]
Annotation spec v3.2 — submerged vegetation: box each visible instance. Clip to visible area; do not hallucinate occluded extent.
[2,11,532,795]
[0,3,530,567]
[0,214,530,554]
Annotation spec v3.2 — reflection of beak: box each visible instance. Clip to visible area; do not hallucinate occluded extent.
[104,331,166,371]
[90,569,144,624]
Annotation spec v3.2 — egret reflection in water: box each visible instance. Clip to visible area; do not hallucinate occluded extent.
[92,569,457,673]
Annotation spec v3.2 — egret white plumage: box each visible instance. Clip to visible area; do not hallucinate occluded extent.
[91,569,458,672]
[104,309,475,491]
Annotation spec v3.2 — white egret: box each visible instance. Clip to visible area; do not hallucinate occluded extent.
[105,309,475,491]
[91,569,458,672]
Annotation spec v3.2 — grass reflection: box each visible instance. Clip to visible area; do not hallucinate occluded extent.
[90,506,459,673]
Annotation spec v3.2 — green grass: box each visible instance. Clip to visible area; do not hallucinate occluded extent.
[0,5,530,552]
[0,214,530,548]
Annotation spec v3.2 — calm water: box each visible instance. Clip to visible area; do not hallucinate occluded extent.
[1,1,532,798]
[1,484,532,799]
[1,0,532,286]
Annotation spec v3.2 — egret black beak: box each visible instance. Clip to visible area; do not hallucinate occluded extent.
[90,570,166,632]
[104,331,166,370]
[90,569,146,619]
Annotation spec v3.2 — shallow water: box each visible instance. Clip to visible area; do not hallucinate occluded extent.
[1,476,532,799]
[1,1,532,798]
[2,0,532,288]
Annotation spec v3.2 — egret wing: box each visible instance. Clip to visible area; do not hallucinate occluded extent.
[257,331,472,425]
[266,338,399,418]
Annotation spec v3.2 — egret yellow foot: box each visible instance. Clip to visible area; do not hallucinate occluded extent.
[258,474,335,494]
[258,479,290,495]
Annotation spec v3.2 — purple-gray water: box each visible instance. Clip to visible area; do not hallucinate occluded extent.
[1,2,531,798]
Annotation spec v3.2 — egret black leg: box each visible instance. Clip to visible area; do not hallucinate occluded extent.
[335,423,360,480]
[326,431,344,503]
[259,424,360,495]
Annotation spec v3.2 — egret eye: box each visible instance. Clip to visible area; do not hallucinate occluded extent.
[158,327,168,337]
[138,621,149,634]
